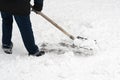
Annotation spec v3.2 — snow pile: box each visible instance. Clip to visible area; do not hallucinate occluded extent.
[73,38,97,50]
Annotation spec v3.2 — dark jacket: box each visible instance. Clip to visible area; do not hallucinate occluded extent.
[0,0,43,15]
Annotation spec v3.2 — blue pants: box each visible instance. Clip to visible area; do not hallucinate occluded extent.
[1,12,38,54]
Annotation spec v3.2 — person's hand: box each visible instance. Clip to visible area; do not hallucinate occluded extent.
[32,3,43,13]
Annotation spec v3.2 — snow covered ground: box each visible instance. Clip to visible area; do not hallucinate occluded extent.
[0,0,120,80]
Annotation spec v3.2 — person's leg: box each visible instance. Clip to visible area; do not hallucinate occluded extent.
[0,12,13,54]
[14,15,39,54]
[1,12,13,46]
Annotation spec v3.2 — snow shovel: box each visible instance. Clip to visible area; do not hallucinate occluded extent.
[31,6,98,54]
[32,11,98,48]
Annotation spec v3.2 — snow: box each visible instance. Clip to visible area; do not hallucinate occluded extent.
[0,0,120,80]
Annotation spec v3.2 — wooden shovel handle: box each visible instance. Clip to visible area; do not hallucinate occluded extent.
[36,12,75,40]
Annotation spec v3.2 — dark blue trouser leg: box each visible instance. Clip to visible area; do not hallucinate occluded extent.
[14,15,38,54]
[1,12,39,54]
[1,12,13,46]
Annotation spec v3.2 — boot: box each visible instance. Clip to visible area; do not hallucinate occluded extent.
[2,43,13,54]
[29,50,45,57]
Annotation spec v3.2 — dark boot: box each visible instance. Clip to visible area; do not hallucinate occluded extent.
[2,42,13,54]
[29,50,45,57]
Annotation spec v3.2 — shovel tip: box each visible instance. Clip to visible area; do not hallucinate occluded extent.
[70,36,75,40]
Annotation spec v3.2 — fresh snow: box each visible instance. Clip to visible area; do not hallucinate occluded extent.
[0,0,120,80]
